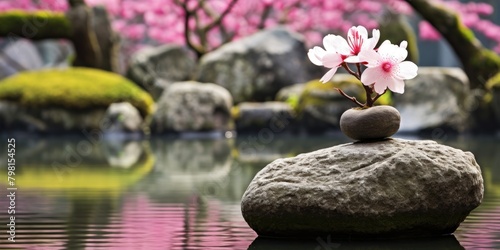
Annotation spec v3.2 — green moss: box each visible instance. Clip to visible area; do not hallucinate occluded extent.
[0,68,154,117]
[285,94,300,111]
[486,72,500,89]
[231,106,241,119]
[0,11,71,40]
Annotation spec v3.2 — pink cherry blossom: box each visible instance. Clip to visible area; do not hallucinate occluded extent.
[307,35,346,83]
[359,40,418,94]
[340,26,380,63]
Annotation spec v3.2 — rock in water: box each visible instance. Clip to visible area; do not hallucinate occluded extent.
[151,81,233,133]
[393,67,469,133]
[241,139,483,239]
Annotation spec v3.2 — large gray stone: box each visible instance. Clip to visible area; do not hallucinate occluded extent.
[0,101,106,133]
[151,81,233,133]
[102,102,144,133]
[242,138,483,239]
[393,67,470,132]
[195,27,319,103]
[127,44,196,99]
[234,102,295,132]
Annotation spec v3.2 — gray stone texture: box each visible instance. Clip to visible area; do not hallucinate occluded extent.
[234,102,295,132]
[340,106,400,141]
[195,27,319,103]
[393,67,470,132]
[102,102,144,133]
[242,139,483,238]
[127,44,196,99]
[151,81,233,133]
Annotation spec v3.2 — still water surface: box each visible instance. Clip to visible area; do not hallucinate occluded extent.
[0,133,499,249]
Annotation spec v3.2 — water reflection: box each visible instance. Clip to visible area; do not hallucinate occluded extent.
[0,138,154,192]
[0,135,498,249]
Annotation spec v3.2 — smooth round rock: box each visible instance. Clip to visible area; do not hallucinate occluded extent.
[241,139,484,239]
[340,105,400,141]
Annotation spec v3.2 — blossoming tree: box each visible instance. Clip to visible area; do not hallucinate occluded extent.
[0,0,499,77]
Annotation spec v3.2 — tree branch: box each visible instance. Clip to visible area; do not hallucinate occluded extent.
[405,0,500,89]
[203,0,238,32]
[335,88,364,107]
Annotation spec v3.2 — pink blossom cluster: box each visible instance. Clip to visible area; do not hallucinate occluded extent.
[1,0,499,53]
[308,25,418,107]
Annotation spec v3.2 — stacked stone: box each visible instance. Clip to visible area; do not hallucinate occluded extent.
[241,106,484,239]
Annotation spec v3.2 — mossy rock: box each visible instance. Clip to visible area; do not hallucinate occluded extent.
[0,67,154,118]
[485,73,500,125]
[0,11,71,39]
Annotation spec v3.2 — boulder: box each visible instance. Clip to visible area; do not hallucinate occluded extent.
[102,102,144,133]
[126,44,196,99]
[233,102,295,132]
[0,68,154,133]
[195,27,319,103]
[275,83,306,102]
[0,101,107,132]
[242,138,483,239]
[151,81,233,133]
[393,67,470,133]
[297,75,391,133]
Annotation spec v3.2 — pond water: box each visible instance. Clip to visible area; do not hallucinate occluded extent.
[0,133,499,249]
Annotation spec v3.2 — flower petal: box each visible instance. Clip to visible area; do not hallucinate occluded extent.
[358,49,381,67]
[361,67,382,86]
[320,67,338,83]
[386,77,405,94]
[399,40,408,49]
[363,29,380,51]
[350,26,368,39]
[393,46,408,62]
[373,79,388,94]
[322,52,343,68]
[308,47,325,66]
[323,35,338,52]
[344,55,362,63]
[395,61,418,80]
[331,35,350,55]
